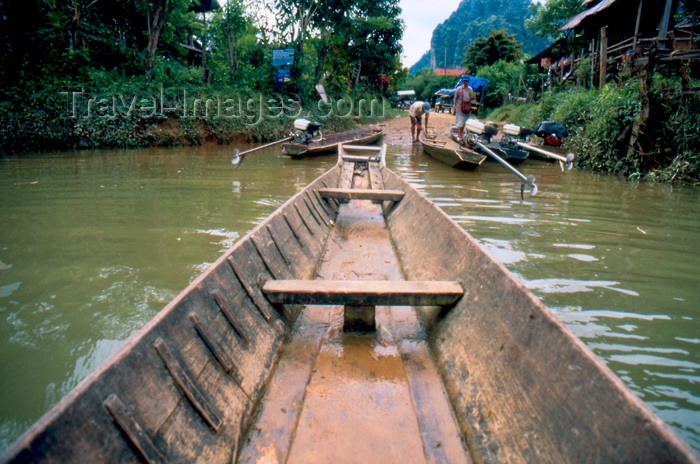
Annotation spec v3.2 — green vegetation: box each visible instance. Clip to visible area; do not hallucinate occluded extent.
[410,0,549,73]
[397,70,455,101]
[0,0,403,154]
[525,0,585,40]
[461,29,523,72]
[485,79,700,186]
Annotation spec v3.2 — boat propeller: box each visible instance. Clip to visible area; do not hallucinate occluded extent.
[521,175,538,200]
[231,148,243,168]
[472,139,537,201]
[231,136,293,168]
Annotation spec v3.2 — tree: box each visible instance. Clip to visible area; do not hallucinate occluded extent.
[409,0,549,73]
[525,0,585,40]
[144,0,195,82]
[213,0,251,84]
[269,0,403,97]
[461,29,523,72]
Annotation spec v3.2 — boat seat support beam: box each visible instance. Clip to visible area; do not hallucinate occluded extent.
[262,280,463,306]
[344,304,376,332]
[318,188,405,202]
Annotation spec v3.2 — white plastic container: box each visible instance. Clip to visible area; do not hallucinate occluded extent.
[465,118,486,135]
[294,118,311,131]
[502,123,522,136]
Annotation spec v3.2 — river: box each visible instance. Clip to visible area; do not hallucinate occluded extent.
[1,143,699,454]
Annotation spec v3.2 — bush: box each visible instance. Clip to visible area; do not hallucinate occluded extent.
[484,76,699,185]
[0,68,396,155]
[475,60,540,109]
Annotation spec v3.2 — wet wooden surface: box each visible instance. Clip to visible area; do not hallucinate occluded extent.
[5,149,698,464]
[239,161,470,463]
[262,279,463,306]
[0,168,342,464]
[382,167,700,464]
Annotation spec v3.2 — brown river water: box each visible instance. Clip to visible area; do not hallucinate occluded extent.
[0,142,699,454]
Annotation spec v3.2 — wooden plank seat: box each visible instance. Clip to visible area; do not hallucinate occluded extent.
[262,280,463,306]
[341,155,382,163]
[340,145,383,163]
[318,188,405,202]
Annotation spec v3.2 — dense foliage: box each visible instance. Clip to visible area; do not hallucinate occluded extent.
[485,78,700,186]
[461,29,523,72]
[525,0,584,40]
[409,0,549,72]
[398,69,456,100]
[0,0,404,153]
[474,60,540,107]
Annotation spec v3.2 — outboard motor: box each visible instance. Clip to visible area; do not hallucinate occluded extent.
[534,121,569,147]
[291,118,322,145]
[503,122,575,170]
[463,119,538,199]
[500,123,533,150]
[464,118,498,145]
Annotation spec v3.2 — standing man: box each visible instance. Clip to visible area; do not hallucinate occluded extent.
[409,101,430,143]
[453,78,473,142]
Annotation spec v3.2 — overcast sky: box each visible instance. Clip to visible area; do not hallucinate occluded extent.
[399,0,462,69]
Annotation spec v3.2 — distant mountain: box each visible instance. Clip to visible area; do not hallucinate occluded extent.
[408,0,550,73]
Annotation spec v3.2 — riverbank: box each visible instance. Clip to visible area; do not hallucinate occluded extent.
[0,86,397,155]
[379,111,455,146]
[484,79,700,187]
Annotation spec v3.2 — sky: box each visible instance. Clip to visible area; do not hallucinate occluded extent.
[398,0,546,69]
[399,0,463,69]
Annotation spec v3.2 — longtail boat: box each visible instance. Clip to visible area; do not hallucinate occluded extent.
[420,131,486,170]
[452,124,529,164]
[2,144,698,464]
[281,126,383,157]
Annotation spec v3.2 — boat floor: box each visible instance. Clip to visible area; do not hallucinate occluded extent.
[237,198,470,463]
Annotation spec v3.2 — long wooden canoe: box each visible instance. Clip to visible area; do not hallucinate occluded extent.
[420,131,486,170]
[281,126,384,157]
[2,144,698,464]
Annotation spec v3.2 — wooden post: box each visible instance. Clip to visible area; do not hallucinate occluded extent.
[633,0,643,52]
[599,26,608,90]
[657,0,674,48]
[590,38,597,87]
[344,305,375,332]
[570,50,575,83]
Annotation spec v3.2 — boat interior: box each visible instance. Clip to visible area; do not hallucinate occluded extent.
[2,145,696,464]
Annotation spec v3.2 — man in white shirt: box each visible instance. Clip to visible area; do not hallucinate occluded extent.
[409,101,430,143]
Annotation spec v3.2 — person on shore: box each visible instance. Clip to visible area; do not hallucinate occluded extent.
[409,101,430,143]
[453,78,473,142]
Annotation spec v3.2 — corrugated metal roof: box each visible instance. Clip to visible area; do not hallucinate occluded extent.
[560,0,618,31]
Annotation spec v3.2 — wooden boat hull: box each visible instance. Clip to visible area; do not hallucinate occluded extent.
[486,142,529,164]
[281,127,383,157]
[449,127,528,164]
[420,133,486,170]
[2,145,698,464]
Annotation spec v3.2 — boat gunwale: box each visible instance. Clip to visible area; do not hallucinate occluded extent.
[380,167,699,463]
[0,163,343,463]
[420,132,486,168]
[283,128,384,157]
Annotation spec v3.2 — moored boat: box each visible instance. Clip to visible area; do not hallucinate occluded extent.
[1,144,698,464]
[281,126,384,157]
[451,124,529,164]
[420,131,486,170]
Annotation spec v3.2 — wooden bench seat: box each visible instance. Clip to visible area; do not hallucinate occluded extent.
[262,279,463,306]
[318,188,405,202]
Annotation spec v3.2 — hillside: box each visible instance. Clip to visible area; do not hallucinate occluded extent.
[409,0,550,72]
